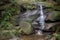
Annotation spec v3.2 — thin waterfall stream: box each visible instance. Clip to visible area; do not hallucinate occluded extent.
[39,4,45,30]
[36,3,46,35]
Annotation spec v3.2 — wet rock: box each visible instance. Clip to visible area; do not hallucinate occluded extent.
[16,9,40,35]
[45,23,57,30]
[47,22,60,33]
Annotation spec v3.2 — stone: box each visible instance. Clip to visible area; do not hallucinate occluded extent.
[19,21,33,34]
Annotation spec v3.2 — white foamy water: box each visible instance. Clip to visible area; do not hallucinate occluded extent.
[37,4,45,30]
[36,3,46,35]
[39,4,45,30]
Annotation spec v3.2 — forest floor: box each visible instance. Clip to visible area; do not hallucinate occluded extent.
[21,34,49,40]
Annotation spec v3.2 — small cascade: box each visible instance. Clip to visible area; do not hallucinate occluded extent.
[36,3,46,35]
[17,2,46,35]
[9,32,20,40]
[39,4,45,30]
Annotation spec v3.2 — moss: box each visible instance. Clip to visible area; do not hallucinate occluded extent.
[19,21,33,34]
[46,11,60,21]
[0,3,20,30]
[52,11,60,20]
[22,3,37,10]
[12,0,44,4]
[43,2,54,7]
[54,5,60,11]
[53,33,60,40]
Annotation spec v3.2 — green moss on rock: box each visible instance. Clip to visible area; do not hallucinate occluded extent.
[54,5,60,11]
[46,11,60,21]
[19,21,33,34]
[22,3,37,10]
[43,2,54,7]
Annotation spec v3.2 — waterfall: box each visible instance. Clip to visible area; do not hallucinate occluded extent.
[39,4,45,30]
[17,2,46,35]
[36,3,46,35]
[33,2,45,30]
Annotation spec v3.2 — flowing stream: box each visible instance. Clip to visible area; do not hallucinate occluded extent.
[39,4,45,30]
[36,3,46,35]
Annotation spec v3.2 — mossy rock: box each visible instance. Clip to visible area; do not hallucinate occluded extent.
[0,31,13,40]
[53,33,60,40]
[51,11,60,20]
[11,0,35,5]
[46,11,60,21]
[11,0,54,8]
[54,5,60,11]
[19,21,33,34]
[43,2,54,7]
[22,2,54,9]
[11,0,44,4]
[22,3,37,10]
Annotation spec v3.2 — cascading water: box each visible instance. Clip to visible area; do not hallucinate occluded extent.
[9,32,21,40]
[39,4,45,30]
[17,2,46,35]
[36,3,46,35]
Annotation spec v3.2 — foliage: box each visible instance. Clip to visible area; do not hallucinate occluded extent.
[0,0,20,30]
[19,21,33,34]
[53,33,60,40]
[54,5,60,11]
[43,2,54,7]
[22,3,37,10]
[51,11,60,20]
[55,0,60,4]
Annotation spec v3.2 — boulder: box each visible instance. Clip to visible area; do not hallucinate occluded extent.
[19,21,33,34]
